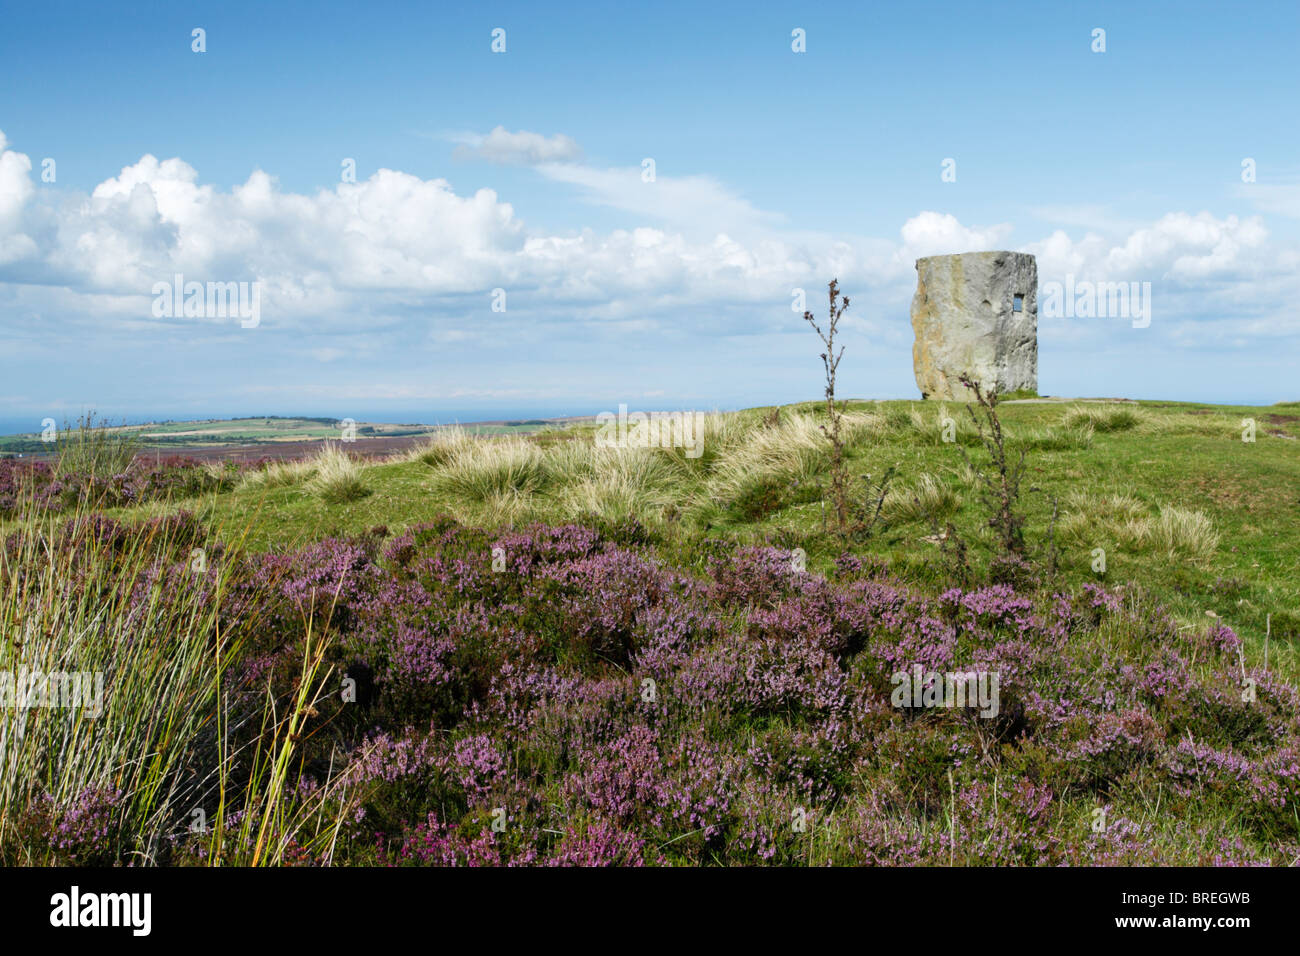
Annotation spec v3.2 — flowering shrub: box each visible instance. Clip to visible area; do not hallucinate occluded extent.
[9,787,125,866]
[0,455,260,518]
[5,510,1298,866]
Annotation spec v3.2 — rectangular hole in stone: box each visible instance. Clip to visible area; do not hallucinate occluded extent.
[1012,294,1024,313]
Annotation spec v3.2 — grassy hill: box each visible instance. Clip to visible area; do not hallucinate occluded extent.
[86,397,1300,661]
[2,396,1298,866]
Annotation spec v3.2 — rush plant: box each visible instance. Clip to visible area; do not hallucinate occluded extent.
[0,501,249,863]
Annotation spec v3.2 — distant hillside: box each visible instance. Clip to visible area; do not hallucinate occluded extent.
[0,415,576,458]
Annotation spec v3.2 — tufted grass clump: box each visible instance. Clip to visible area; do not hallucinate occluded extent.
[883,403,981,446]
[430,437,551,501]
[883,472,961,524]
[1015,422,1095,451]
[307,442,370,504]
[1057,492,1218,563]
[403,427,476,468]
[1153,505,1220,561]
[55,411,141,478]
[557,447,681,522]
[240,457,318,491]
[1063,404,1143,433]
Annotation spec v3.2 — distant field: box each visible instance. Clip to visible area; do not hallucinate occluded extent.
[0,415,577,459]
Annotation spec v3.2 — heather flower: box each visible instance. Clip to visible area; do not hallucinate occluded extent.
[546,818,661,866]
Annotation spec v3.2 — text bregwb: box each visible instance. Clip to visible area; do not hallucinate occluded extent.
[50,886,151,936]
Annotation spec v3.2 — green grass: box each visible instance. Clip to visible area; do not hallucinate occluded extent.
[46,396,1300,685]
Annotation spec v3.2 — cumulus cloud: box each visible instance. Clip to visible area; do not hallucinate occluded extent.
[4,141,526,305]
[0,127,1296,351]
[451,126,582,165]
[0,130,37,264]
[895,211,1013,263]
[1024,212,1271,282]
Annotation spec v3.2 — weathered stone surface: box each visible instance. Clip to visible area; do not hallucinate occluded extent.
[910,251,1038,400]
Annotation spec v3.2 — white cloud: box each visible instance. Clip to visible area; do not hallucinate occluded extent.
[0,131,37,265]
[0,128,1296,351]
[1104,212,1267,278]
[451,126,582,165]
[1025,211,1271,282]
[896,211,1013,263]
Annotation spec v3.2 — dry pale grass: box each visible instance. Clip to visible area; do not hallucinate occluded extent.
[478,488,541,527]
[239,455,319,491]
[662,406,883,469]
[704,412,829,505]
[883,472,961,524]
[838,408,890,446]
[418,408,853,523]
[556,446,681,520]
[1058,491,1149,545]
[199,460,233,483]
[307,441,370,503]
[399,426,476,467]
[406,404,1124,530]
[1152,506,1220,560]
[659,410,752,472]
[401,406,936,526]
[429,436,549,500]
[1058,490,1218,561]
[875,403,978,446]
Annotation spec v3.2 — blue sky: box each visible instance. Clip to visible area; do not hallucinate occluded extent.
[1,0,1297,431]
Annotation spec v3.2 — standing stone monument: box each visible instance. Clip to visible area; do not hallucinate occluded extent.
[910,251,1037,400]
